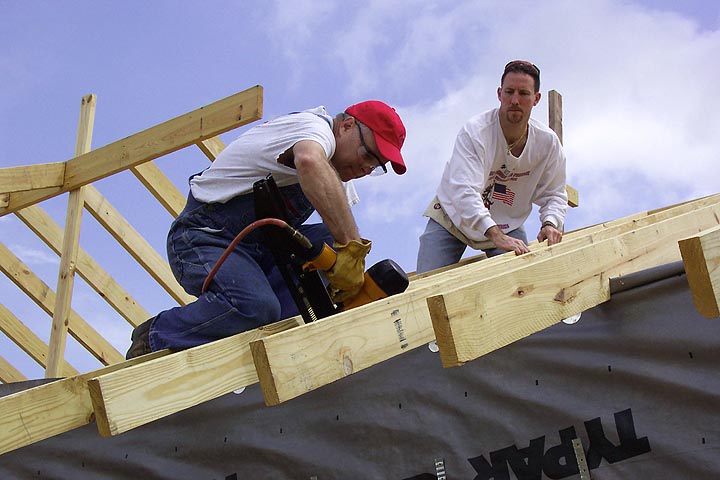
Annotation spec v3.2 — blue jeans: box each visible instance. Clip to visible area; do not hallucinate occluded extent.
[149,183,333,351]
[416,218,527,274]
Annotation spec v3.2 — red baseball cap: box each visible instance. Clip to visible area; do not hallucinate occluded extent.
[345,100,407,175]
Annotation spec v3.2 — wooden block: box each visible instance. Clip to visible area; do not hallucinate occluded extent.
[0,352,168,456]
[0,163,65,193]
[430,202,720,367]
[566,184,579,208]
[679,224,720,318]
[88,317,302,437]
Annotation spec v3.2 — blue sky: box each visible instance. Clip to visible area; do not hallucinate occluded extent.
[1,0,719,378]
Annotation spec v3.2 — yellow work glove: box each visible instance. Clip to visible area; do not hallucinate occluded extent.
[324,238,372,304]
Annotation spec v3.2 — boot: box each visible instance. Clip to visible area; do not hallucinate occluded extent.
[125,318,153,359]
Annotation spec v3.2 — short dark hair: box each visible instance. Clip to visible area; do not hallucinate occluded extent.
[501,60,541,93]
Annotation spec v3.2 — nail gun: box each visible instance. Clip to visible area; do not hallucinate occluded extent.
[253,175,409,323]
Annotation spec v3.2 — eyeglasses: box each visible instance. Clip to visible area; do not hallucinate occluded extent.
[504,60,540,77]
[356,123,387,176]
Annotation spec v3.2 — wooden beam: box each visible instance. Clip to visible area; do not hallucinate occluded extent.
[429,202,720,367]
[197,136,226,161]
[548,90,563,143]
[0,355,27,384]
[0,304,79,377]
[250,194,720,405]
[0,242,124,365]
[566,185,579,208]
[0,86,263,216]
[130,162,187,218]
[45,187,84,378]
[82,185,195,305]
[0,163,65,193]
[0,351,169,456]
[46,94,96,378]
[547,90,579,208]
[88,317,302,437]
[679,224,720,318]
[15,205,151,327]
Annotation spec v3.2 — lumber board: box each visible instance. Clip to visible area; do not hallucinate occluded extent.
[0,242,124,365]
[0,304,79,377]
[0,351,168,456]
[566,184,579,208]
[15,205,151,327]
[46,95,95,378]
[46,187,85,378]
[0,355,27,383]
[87,317,302,437]
[679,224,720,318]
[197,136,226,161]
[250,194,720,405]
[130,161,187,218]
[429,202,720,367]
[0,86,263,216]
[0,163,65,193]
[82,185,195,305]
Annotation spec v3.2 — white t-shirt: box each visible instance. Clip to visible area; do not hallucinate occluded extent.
[437,108,567,242]
[191,106,358,206]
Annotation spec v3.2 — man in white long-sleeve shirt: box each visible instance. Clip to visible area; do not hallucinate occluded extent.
[416,60,567,273]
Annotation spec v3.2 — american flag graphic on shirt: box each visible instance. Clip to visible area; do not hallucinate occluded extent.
[493,183,515,205]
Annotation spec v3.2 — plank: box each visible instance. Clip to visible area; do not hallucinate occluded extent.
[15,204,151,327]
[0,355,27,383]
[0,304,79,377]
[679,224,720,318]
[130,161,187,218]
[429,202,720,367]
[0,351,168,456]
[45,187,85,377]
[547,89,578,208]
[82,185,195,305]
[46,94,95,378]
[0,86,263,216]
[88,317,302,437]
[250,195,720,405]
[0,163,65,193]
[197,136,226,161]
[0,242,124,365]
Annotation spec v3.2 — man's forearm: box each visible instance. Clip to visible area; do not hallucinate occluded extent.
[297,159,360,244]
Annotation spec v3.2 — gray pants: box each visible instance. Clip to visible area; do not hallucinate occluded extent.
[416,218,527,274]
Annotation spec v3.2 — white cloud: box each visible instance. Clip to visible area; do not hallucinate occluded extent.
[348,0,720,237]
[8,244,59,267]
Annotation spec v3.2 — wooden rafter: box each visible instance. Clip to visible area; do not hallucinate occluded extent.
[679,224,720,318]
[249,194,720,405]
[15,205,151,327]
[0,242,123,365]
[88,317,302,437]
[429,201,720,367]
[0,351,169,456]
[0,304,78,377]
[0,86,262,216]
[82,185,194,305]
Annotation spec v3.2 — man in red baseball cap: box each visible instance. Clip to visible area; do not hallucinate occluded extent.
[127,100,407,358]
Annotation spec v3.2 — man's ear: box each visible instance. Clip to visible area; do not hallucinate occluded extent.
[534,92,542,106]
[497,87,502,101]
[340,115,355,136]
